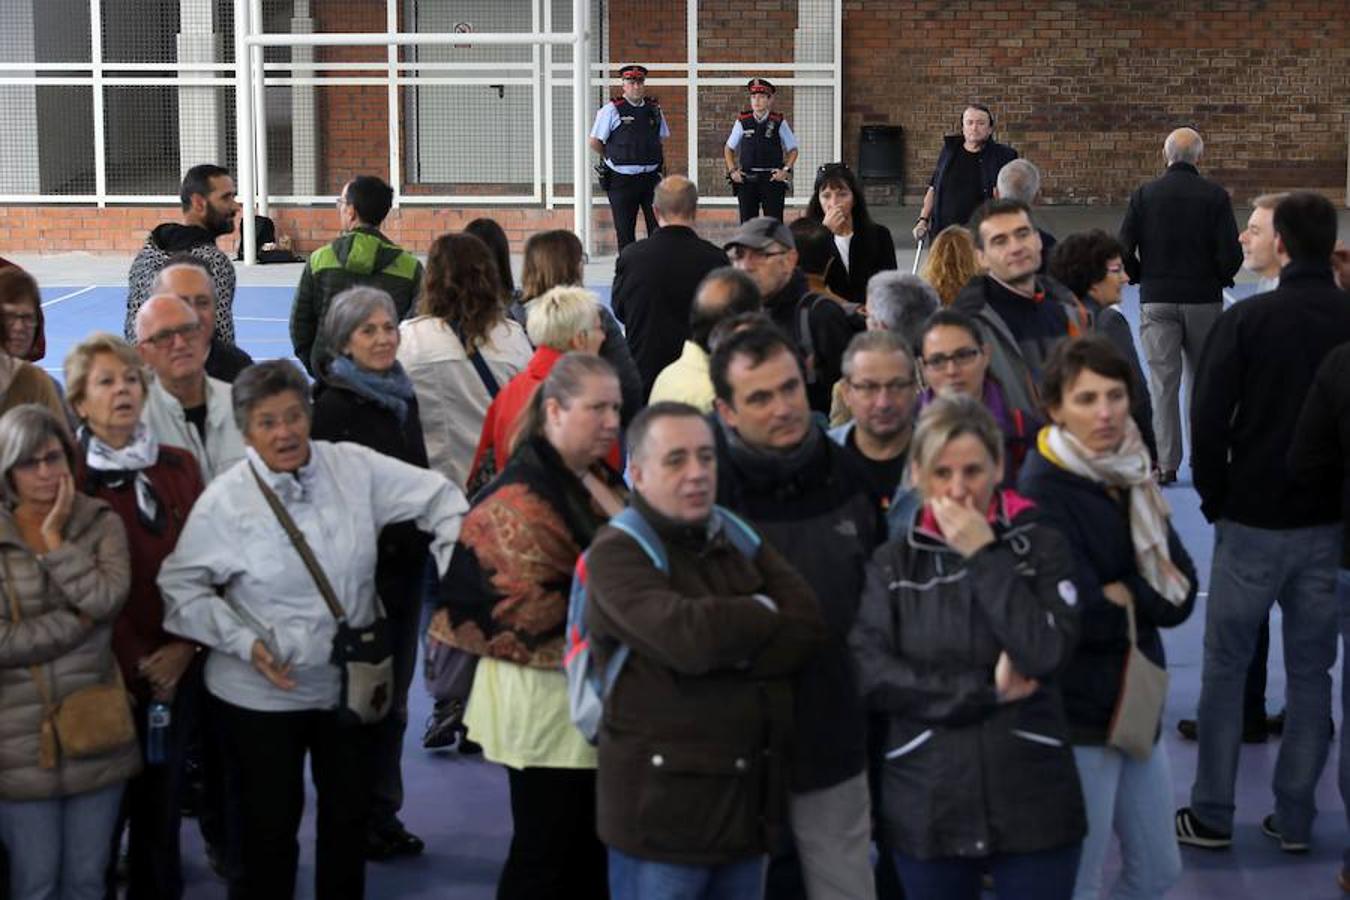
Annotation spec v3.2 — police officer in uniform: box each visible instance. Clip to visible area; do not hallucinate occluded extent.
[724,78,798,223]
[588,64,670,250]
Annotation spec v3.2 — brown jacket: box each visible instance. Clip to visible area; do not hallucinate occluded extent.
[0,494,139,801]
[585,496,824,865]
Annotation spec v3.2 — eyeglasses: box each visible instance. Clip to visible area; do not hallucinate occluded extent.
[921,346,981,371]
[846,378,916,399]
[335,194,348,209]
[141,320,202,350]
[12,449,66,474]
[727,246,789,263]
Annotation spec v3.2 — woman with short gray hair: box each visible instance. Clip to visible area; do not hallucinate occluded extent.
[0,403,137,900]
[159,359,468,899]
[311,286,438,859]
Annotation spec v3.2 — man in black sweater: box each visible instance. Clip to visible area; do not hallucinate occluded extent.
[1119,128,1242,484]
[1177,192,1350,854]
[711,326,885,899]
[611,175,728,394]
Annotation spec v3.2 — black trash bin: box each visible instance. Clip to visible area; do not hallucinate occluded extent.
[859,124,904,195]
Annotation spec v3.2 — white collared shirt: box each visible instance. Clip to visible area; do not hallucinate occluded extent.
[159,441,468,712]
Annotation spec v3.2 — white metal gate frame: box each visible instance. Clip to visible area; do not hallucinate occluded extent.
[0,0,842,262]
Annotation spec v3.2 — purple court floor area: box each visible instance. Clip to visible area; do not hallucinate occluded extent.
[36,280,1348,899]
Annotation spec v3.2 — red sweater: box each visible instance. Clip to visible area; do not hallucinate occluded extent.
[467,346,620,493]
[79,446,204,698]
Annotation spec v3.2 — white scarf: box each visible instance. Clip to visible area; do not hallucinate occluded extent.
[1042,419,1191,605]
[81,423,162,529]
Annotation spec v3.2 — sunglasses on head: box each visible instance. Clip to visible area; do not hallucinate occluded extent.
[817,162,850,176]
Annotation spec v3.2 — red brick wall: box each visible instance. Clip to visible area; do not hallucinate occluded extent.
[841,0,1350,204]
[5,0,1345,257]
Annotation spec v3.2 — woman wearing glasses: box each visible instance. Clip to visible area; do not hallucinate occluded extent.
[806,163,898,306]
[916,308,1037,486]
[1049,231,1157,464]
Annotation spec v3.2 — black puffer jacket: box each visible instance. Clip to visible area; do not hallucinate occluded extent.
[851,493,1085,860]
[1018,449,1197,744]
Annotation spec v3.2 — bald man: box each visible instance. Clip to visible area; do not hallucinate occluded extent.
[137,293,246,482]
[1119,127,1242,483]
[151,255,255,382]
[611,175,729,391]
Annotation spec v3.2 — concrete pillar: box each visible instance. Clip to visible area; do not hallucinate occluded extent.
[291,0,317,196]
[177,0,224,175]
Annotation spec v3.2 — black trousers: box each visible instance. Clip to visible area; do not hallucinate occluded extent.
[498,767,608,900]
[370,601,422,830]
[606,170,659,250]
[215,696,375,900]
[736,176,788,222]
[105,666,202,900]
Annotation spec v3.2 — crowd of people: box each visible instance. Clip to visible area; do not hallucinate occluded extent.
[0,109,1346,900]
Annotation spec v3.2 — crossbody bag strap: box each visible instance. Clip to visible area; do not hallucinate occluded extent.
[248,464,346,624]
[452,322,501,398]
[1,553,59,717]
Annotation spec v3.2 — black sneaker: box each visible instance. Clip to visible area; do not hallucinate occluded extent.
[1175,717,1270,743]
[1177,719,1197,741]
[422,711,460,750]
[455,724,483,755]
[1175,808,1232,849]
[1261,814,1310,853]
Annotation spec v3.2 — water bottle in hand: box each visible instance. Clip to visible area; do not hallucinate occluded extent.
[146,701,171,765]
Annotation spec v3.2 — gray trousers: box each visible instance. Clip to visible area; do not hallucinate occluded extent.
[788,771,877,900]
[1138,301,1223,473]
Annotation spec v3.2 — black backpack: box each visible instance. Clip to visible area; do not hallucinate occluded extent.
[235,215,302,264]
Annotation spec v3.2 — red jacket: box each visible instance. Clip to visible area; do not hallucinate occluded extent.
[466,346,621,494]
[79,446,204,698]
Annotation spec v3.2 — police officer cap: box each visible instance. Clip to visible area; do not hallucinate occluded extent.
[620,64,648,80]
[747,78,775,95]
[724,216,795,252]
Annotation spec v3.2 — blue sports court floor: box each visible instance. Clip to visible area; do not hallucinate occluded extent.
[34,275,1350,899]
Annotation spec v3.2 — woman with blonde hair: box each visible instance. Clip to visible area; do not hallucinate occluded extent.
[920,225,982,306]
[398,232,533,490]
[512,230,642,423]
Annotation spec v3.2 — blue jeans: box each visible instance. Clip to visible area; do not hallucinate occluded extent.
[1336,569,1350,871]
[1072,745,1182,900]
[608,849,766,900]
[1191,520,1341,841]
[0,781,125,900]
[891,843,1081,900]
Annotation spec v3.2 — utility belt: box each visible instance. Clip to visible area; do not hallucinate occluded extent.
[728,168,790,195]
[595,163,660,192]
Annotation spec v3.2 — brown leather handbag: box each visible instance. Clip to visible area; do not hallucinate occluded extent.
[3,554,136,769]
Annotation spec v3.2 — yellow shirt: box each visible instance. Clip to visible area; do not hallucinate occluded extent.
[648,341,715,413]
[464,657,597,770]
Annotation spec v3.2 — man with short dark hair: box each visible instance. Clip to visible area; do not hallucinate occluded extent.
[1177,191,1350,854]
[829,331,919,538]
[789,217,854,312]
[1119,127,1243,484]
[586,401,823,899]
[996,158,1056,270]
[648,267,760,412]
[289,175,422,376]
[954,198,1082,426]
[913,104,1018,241]
[711,327,882,900]
[127,163,240,345]
[726,217,857,415]
[612,175,728,393]
[152,255,255,383]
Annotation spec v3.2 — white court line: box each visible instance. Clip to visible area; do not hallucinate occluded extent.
[235,316,289,323]
[41,285,97,308]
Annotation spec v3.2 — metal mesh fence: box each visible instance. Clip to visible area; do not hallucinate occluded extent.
[0,86,96,195]
[0,0,91,64]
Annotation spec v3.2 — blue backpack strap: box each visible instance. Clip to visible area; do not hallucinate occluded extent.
[608,506,669,574]
[712,505,762,559]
